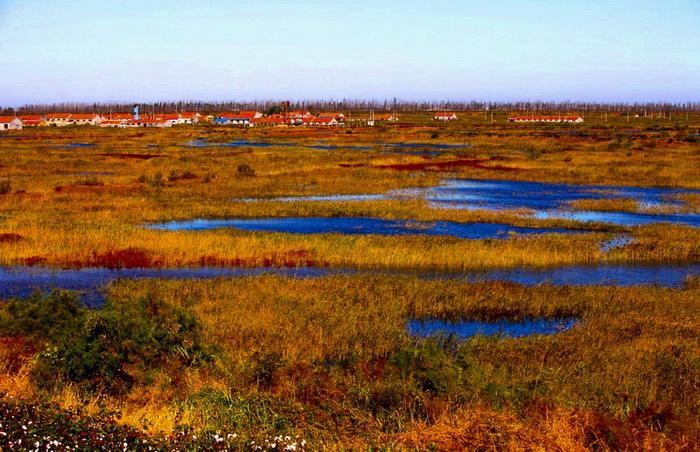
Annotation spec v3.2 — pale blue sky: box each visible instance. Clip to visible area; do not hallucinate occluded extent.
[0,0,698,105]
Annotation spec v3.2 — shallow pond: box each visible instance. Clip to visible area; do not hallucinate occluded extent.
[51,143,97,148]
[428,179,697,210]
[531,210,700,227]
[1,263,697,306]
[236,179,700,228]
[185,139,468,155]
[407,317,578,339]
[146,217,576,239]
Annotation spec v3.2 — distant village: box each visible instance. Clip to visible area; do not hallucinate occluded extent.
[0,109,585,131]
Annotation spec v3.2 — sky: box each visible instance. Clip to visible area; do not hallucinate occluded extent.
[0,0,699,105]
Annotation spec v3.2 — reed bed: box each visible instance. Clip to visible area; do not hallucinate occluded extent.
[0,123,699,449]
[1,275,697,448]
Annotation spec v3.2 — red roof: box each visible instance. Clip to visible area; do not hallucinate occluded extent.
[157,114,180,121]
[70,114,98,120]
[45,113,73,119]
[0,116,20,123]
[289,111,313,118]
[434,112,457,117]
[19,115,42,121]
[106,113,134,120]
[238,110,261,118]
[252,116,287,124]
[219,111,259,120]
[309,117,336,124]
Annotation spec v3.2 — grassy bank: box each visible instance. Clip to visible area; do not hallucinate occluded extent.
[0,275,698,449]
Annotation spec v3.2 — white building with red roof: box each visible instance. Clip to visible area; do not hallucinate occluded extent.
[433,112,458,121]
[508,115,583,123]
[318,112,345,121]
[215,111,263,126]
[43,113,103,126]
[18,115,43,127]
[0,116,23,131]
[307,116,339,126]
[99,119,128,128]
[123,118,172,128]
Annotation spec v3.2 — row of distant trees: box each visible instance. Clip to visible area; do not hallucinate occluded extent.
[2,100,700,115]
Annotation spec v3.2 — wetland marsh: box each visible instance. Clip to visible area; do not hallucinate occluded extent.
[1,116,699,449]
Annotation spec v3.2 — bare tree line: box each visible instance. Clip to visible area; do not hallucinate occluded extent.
[3,99,700,115]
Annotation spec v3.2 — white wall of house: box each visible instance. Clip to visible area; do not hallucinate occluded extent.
[0,118,23,131]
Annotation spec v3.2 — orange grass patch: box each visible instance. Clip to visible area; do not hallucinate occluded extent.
[54,183,143,195]
[375,158,520,172]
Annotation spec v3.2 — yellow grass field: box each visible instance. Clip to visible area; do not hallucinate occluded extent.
[0,117,698,449]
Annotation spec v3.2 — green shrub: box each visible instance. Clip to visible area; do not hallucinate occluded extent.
[149,172,164,188]
[389,341,461,395]
[0,290,85,341]
[0,291,212,394]
[251,351,284,388]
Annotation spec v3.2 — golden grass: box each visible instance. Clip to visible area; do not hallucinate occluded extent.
[0,219,697,270]
[0,126,697,273]
[0,274,698,448]
[0,123,699,448]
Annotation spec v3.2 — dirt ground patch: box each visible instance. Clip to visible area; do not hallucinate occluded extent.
[0,233,23,244]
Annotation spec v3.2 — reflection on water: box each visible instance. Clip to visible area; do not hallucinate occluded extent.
[532,209,700,227]
[146,217,576,239]
[234,179,700,227]
[407,317,578,339]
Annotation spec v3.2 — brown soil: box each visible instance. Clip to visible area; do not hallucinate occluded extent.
[0,233,23,244]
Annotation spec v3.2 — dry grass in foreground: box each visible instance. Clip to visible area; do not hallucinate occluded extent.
[1,276,698,449]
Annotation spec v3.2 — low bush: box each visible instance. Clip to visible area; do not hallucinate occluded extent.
[0,291,213,394]
[237,164,255,177]
[149,172,164,188]
[389,341,461,395]
[0,290,85,342]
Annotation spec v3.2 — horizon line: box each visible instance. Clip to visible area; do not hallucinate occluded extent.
[4,98,700,111]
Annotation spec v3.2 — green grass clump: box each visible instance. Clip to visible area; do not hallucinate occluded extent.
[0,291,213,394]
